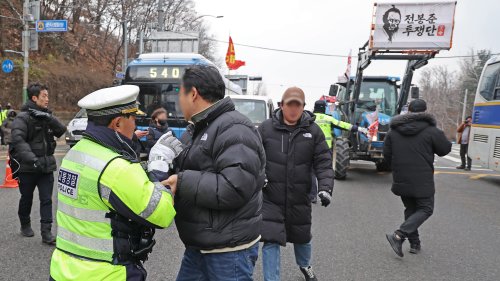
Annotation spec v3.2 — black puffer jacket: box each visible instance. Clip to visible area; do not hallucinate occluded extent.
[258,109,334,245]
[175,97,266,250]
[384,113,451,198]
[10,101,66,174]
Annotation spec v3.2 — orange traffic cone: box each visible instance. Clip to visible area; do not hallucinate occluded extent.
[1,155,18,188]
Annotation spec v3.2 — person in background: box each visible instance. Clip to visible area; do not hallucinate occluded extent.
[10,83,66,244]
[383,99,451,257]
[456,116,472,171]
[0,103,6,145]
[1,109,17,144]
[146,107,174,153]
[258,88,334,281]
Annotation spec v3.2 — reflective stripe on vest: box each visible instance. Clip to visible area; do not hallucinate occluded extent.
[56,139,120,262]
[57,226,114,253]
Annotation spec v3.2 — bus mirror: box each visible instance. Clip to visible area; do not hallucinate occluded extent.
[411,87,420,99]
[329,85,339,96]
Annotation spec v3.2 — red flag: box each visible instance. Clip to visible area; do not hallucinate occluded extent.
[344,49,352,80]
[226,36,246,70]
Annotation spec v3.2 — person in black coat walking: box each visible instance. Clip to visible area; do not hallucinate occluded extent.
[258,87,334,281]
[10,83,66,244]
[165,65,266,281]
[383,99,451,257]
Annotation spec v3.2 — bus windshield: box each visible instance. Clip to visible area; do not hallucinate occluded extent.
[356,81,398,116]
[233,99,267,125]
[136,83,183,119]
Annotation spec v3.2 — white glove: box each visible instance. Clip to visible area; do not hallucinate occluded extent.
[358,127,369,135]
[148,131,184,173]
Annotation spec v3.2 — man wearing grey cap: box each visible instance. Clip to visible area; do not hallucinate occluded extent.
[384,99,451,257]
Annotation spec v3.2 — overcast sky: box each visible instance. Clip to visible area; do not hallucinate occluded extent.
[195,0,500,110]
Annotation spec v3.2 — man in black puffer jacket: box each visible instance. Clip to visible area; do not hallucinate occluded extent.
[258,87,334,281]
[384,99,451,257]
[166,65,266,281]
[10,83,66,244]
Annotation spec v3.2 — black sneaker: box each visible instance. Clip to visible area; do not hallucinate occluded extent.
[386,233,404,257]
[409,244,421,254]
[299,266,318,281]
[456,165,465,170]
[465,167,471,171]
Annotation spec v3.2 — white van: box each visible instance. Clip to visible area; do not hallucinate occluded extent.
[228,95,274,127]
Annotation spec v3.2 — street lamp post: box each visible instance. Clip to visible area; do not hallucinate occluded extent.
[190,14,224,24]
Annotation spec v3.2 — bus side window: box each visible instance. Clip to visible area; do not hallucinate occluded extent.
[495,72,500,100]
[478,63,500,101]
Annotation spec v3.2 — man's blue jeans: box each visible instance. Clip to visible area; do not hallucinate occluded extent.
[176,243,259,281]
[262,242,312,281]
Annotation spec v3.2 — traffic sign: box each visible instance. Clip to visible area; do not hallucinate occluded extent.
[1,60,14,74]
[36,20,68,32]
[116,72,125,79]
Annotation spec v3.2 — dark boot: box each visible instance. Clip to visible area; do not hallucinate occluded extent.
[386,232,405,257]
[20,223,34,237]
[41,223,56,245]
[456,165,465,169]
[409,243,421,254]
[299,266,318,281]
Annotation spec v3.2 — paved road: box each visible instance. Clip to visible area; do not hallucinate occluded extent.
[0,145,499,281]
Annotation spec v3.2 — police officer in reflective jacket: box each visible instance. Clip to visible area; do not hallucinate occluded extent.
[313,100,368,148]
[50,85,178,281]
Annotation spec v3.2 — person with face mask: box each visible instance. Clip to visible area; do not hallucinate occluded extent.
[146,107,175,154]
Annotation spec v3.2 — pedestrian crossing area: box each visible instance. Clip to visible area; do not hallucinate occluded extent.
[437,144,492,171]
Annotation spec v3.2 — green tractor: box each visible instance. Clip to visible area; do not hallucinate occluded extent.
[329,41,433,180]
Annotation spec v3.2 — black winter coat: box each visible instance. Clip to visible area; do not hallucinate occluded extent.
[383,113,451,198]
[10,101,66,173]
[175,97,266,250]
[145,124,174,153]
[258,110,334,245]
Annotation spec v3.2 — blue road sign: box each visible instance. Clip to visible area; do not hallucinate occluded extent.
[1,60,14,74]
[116,72,125,79]
[36,20,68,32]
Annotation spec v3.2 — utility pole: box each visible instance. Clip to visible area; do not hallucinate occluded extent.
[22,0,31,103]
[123,20,128,69]
[158,0,164,31]
[461,88,468,122]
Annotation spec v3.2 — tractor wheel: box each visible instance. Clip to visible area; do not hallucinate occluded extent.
[376,160,392,172]
[334,138,350,180]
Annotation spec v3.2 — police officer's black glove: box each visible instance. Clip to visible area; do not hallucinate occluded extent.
[28,108,51,119]
[318,191,332,207]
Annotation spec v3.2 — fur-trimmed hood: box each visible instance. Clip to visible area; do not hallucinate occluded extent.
[390,112,437,136]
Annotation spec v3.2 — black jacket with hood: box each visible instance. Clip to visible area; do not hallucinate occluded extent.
[258,109,334,245]
[10,101,66,173]
[174,97,266,250]
[383,113,452,198]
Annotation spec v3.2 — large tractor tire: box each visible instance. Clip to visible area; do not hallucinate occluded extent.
[376,160,392,172]
[334,138,350,180]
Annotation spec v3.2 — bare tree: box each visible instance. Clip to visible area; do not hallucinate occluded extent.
[419,65,461,138]
[457,49,493,117]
